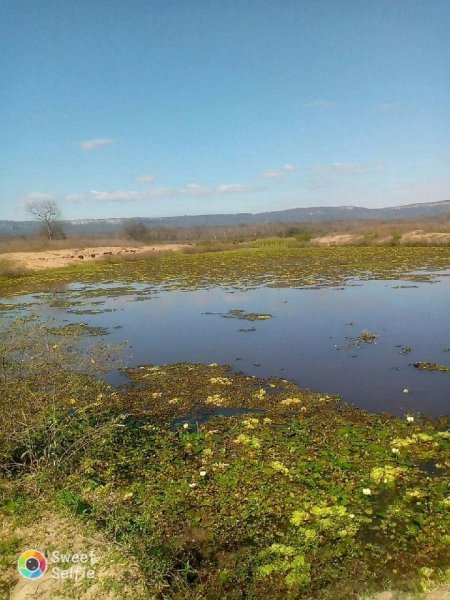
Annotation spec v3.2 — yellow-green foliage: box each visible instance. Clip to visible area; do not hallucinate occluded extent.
[1,333,448,599]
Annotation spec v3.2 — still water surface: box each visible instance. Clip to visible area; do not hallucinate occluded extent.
[3,273,450,417]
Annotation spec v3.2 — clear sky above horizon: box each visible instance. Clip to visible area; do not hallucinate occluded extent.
[1,0,449,221]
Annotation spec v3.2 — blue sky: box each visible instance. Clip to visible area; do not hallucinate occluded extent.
[1,0,449,221]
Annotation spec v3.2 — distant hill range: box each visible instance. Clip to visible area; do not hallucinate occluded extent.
[1,199,450,236]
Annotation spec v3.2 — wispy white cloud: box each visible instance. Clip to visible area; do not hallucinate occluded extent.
[89,188,172,202]
[61,182,258,203]
[262,169,283,178]
[217,183,252,194]
[303,100,335,108]
[80,138,115,151]
[262,164,297,178]
[311,162,385,175]
[136,174,156,184]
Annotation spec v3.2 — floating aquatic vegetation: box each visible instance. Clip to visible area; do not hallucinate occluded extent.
[348,329,378,347]
[2,247,450,299]
[412,361,450,372]
[42,322,109,337]
[66,307,117,315]
[358,329,377,343]
[223,309,273,321]
[397,344,412,354]
[204,309,273,321]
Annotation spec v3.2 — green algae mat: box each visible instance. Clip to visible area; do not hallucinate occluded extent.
[2,246,450,296]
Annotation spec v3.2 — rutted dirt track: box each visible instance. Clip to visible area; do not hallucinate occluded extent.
[0,244,189,270]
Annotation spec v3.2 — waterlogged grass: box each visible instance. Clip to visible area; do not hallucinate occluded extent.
[1,246,450,297]
[1,330,449,598]
[42,322,110,337]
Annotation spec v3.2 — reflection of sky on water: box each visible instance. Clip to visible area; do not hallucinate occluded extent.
[2,273,449,417]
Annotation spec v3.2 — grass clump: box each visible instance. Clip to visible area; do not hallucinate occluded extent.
[0,258,32,280]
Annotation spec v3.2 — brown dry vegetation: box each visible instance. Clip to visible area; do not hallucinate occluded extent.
[120,212,450,244]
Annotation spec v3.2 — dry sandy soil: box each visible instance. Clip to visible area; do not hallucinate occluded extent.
[1,511,146,600]
[401,230,450,244]
[0,244,189,271]
[313,230,450,246]
[312,234,363,245]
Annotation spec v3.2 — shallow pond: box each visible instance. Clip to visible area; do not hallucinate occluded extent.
[2,272,450,417]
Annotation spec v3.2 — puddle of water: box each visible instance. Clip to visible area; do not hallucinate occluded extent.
[418,459,444,476]
[2,272,449,417]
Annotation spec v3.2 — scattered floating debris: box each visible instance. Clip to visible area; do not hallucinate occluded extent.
[397,345,412,354]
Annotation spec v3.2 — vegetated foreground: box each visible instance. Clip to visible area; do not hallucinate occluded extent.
[1,319,449,600]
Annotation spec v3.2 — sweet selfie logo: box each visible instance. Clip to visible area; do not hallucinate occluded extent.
[18,549,96,581]
[17,550,47,579]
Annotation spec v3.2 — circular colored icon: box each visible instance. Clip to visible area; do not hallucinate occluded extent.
[17,550,47,579]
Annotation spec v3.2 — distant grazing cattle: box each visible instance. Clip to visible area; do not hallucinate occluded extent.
[78,255,84,260]
[90,254,96,258]
[103,251,112,255]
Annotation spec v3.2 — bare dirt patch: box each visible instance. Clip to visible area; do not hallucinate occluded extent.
[0,244,189,271]
[2,510,146,600]
[401,230,450,245]
[312,234,363,245]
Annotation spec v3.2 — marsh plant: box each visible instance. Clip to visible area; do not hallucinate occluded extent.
[0,318,122,473]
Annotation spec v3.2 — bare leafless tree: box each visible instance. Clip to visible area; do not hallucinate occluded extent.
[27,200,61,240]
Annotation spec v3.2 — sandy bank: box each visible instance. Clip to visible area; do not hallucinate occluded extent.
[0,244,189,271]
